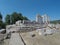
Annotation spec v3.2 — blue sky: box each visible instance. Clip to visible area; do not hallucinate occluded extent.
[0,0,60,21]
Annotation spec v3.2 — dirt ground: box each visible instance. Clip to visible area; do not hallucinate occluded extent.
[0,39,9,45]
[20,30,60,45]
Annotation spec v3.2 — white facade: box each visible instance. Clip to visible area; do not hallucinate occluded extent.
[36,14,43,24]
[16,20,22,26]
[36,14,50,25]
[42,14,50,24]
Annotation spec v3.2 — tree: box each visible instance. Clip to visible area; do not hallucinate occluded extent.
[0,13,3,29]
[0,21,3,29]
[23,16,29,20]
[50,20,60,24]
[11,12,23,24]
[5,15,10,25]
[0,13,2,21]
[2,22,6,29]
[5,12,29,24]
[0,13,6,29]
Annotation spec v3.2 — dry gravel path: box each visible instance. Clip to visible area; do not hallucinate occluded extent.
[9,33,24,45]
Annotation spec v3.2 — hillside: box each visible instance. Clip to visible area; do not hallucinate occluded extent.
[50,20,60,24]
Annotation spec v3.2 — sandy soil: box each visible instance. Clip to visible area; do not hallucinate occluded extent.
[20,30,60,45]
[0,39,10,45]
